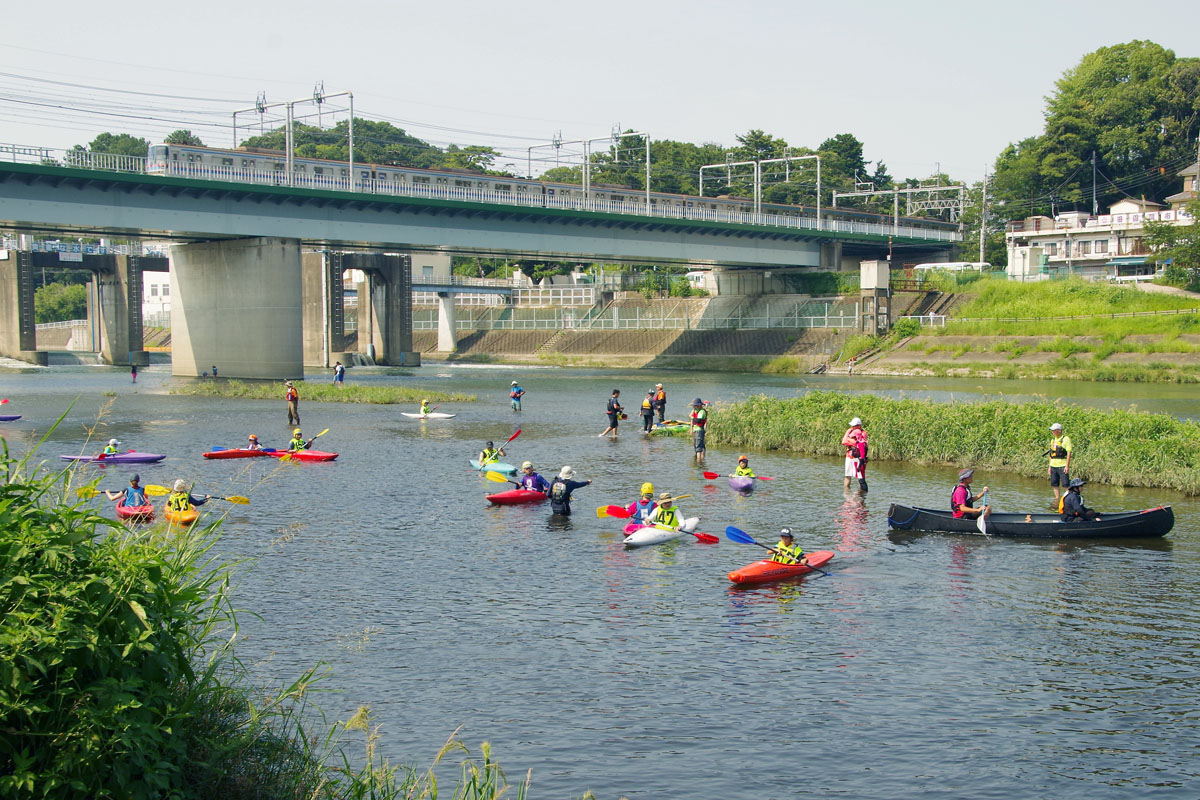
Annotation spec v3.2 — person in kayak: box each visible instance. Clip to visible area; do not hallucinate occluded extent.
[626,482,657,522]
[288,428,310,451]
[599,389,623,438]
[478,441,505,466]
[105,473,147,506]
[649,492,683,529]
[1047,422,1072,506]
[653,383,667,425]
[518,461,550,493]
[951,468,991,521]
[689,398,708,463]
[549,466,591,515]
[246,434,263,451]
[167,479,210,513]
[286,381,300,426]
[729,455,756,478]
[97,438,121,458]
[641,389,656,434]
[842,418,868,491]
[420,399,432,416]
[1061,477,1102,522]
[769,528,808,566]
[510,381,525,411]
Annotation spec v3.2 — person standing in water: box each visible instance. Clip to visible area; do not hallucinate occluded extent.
[285,381,300,426]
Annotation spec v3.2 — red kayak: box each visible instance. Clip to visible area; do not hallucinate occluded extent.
[486,489,547,506]
[266,449,338,462]
[728,550,834,585]
[115,498,155,522]
[203,448,272,459]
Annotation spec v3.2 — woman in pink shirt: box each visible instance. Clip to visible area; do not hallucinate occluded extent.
[841,417,868,491]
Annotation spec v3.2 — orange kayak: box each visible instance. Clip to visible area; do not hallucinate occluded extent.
[727,550,834,585]
[164,507,200,527]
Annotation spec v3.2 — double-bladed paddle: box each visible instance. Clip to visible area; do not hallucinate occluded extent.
[478,428,521,470]
[724,525,829,576]
[484,470,522,488]
[144,484,250,505]
[600,502,716,543]
[702,471,775,481]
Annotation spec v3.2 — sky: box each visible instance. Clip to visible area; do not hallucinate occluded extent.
[2,0,1198,185]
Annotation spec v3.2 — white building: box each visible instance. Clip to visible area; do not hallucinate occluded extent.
[142,271,171,326]
[1005,162,1197,282]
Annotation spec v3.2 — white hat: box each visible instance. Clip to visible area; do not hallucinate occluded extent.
[559,466,575,479]
[1050,422,1063,431]
[172,479,186,491]
[511,381,518,385]
[108,438,120,445]
[850,418,862,427]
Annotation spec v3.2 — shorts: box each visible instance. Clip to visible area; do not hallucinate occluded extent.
[1049,466,1068,487]
[844,456,859,478]
[692,426,706,452]
[608,413,619,428]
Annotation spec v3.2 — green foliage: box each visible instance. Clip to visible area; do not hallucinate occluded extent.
[954,277,1199,319]
[707,391,1200,494]
[443,144,500,172]
[890,317,922,339]
[164,130,204,146]
[79,132,150,157]
[34,282,87,323]
[241,118,444,169]
[837,334,879,361]
[171,380,474,405]
[1146,198,1200,282]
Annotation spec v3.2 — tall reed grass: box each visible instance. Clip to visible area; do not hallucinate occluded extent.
[172,379,474,405]
[707,391,1200,494]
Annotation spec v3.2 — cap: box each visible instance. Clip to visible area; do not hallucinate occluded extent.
[1068,477,1087,488]
[692,398,703,406]
[958,468,975,481]
[640,482,654,495]
[656,383,663,388]
[486,441,494,447]
[422,398,429,403]
[779,527,794,539]
[658,491,675,502]
[130,473,140,483]
[248,434,258,440]
[172,479,186,491]
[511,381,518,386]
[1050,422,1063,431]
[521,461,533,469]
[108,438,120,445]
[559,466,575,479]
[737,455,748,462]
[850,417,862,427]
[285,381,294,386]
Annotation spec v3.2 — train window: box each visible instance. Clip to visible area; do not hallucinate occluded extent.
[361,171,370,179]
[547,189,555,196]
[221,158,233,166]
[274,163,285,171]
[394,174,403,180]
[314,167,324,175]
[340,169,348,177]
[495,184,511,192]
[412,176,430,184]
[612,195,623,202]
[241,159,251,168]
[172,153,179,160]
[436,177,448,184]
[454,179,472,188]
[377,172,386,179]
[516,185,527,193]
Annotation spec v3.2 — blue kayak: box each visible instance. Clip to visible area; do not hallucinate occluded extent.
[470,458,517,475]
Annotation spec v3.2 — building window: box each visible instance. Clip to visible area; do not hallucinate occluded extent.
[1045,242,1058,256]
[422,266,434,278]
[150,285,158,296]
[162,285,169,297]
[1095,239,1109,254]
[1078,241,1092,255]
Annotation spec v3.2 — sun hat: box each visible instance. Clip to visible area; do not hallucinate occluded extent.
[1050,422,1063,431]
[559,466,575,479]
[958,468,975,481]
[1068,477,1087,488]
[658,491,675,502]
[511,381,518,386]
[656,383,663,388]
[173,479,186,491]
[521,461,533,469]
[285,381,293,386]
[692,398,703,406]
[779,527,794,539]
[850,417,862,427]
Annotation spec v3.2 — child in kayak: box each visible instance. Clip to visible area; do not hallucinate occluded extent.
[167,479,210,513]
[729,455,756,478]
[105,473,147,506]
[288,429,309,451]
[649,492,683,529]
[246,434,264,451]
[518,461,550,493]
[769,527,808,566]
[549,466,591,515]
[626,482,657,522]
[478,441,506,466]
[98,438,121,458]
[420,399,432,416]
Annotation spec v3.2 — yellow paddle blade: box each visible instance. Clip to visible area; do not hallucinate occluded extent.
[596,506,610,518]
[75,487,101,499]
[221,495,250,505]
[313,428,330,438]
[144,484,171,496]
[483,471,511,483]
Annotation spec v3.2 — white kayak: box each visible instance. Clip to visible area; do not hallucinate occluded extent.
[622,517,700,547]
[401,412,457,419]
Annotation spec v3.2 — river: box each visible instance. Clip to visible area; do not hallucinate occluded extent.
[3,363,1199,799]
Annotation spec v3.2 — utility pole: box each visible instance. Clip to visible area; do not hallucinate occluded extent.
[980,168,988,264]
[1091,151,1098,216]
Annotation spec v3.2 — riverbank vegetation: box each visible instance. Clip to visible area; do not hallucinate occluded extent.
[171,379,475,405]
[0,445,531,799]
[707,391,1200,495]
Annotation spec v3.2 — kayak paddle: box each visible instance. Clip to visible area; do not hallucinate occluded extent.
[144,484,250,505]
[597,504,631,518]
[484,470,521,488]
[0,399,8,404]
[724,526,829,576]
[477,428,521,470]
[76,487,119,499]
[702,471,774,481]
[303,428,330,449]
[602,503,717,543]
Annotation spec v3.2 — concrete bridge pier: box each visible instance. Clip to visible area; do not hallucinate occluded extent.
[301,252,348,368]
[170,237,303,379]
[342,252,419,366]
[436,293,456,353]
[0,250,48,365]
[92,255,149,367]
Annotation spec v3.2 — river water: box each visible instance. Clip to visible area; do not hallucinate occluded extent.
[3,363,1199,799]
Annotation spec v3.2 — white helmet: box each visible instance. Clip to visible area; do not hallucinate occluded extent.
[108,438,120,445]
[849,418,862,427]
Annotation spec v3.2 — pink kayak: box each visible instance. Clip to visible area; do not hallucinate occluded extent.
[115,498,154,522]
[266,449,338,462]
[729,476,755,491]
[203,448,273,459]
[60,451,166,464]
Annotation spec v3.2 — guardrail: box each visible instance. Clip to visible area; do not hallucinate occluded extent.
[946,306,1200,324]
[0,236,169,257]
[899,314,946,327]
[412,311,859,332]
[34,319,88,330]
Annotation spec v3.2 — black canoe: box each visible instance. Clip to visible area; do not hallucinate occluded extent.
[887,503,1173,539]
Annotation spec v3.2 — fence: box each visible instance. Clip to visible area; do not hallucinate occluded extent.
[946,306,1200,324]
[412,307,859,332]
[899,314,946,327]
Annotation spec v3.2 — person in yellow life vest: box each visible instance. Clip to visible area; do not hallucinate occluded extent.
[649,492,682,529]
[98,438,121,458]
[730,455,756,478]
[289,428,309,451]
[477,440,505,466]
[167,479,210,513]
[1047,422,1073,505]
[641,389,656,434]
[770,527,807,565]
[420,399,432,416]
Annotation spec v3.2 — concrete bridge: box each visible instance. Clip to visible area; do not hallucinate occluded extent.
[0,160,955,376]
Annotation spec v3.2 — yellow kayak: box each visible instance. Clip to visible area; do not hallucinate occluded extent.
[164,507,200,526]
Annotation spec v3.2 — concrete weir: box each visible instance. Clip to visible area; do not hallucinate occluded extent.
[171,237,303,379]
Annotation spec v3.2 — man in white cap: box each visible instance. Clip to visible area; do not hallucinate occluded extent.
[510,380,525,412]
[549,466,591,516]
[841,418,868,490]
[1047,422,1072,506]
[166,479,210,514]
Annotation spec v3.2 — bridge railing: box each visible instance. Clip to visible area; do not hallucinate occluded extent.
[412,309,860,332]
[2,142,960,242]
[0,235,169,257]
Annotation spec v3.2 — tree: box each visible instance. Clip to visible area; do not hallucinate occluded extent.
[165,130,204,146]
[79,133,150,157]
[1145,198,1200,289]
[34,282,87,323]
[241,118,444,169]
[443,144,499,172]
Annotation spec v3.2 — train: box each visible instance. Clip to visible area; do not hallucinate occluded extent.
[143,143,959,239]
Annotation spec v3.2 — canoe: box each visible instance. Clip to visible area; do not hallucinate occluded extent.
[266,449,339,462]
[401,412,457,419]
[203,448,273,459]
[60,451,166,464]
[164,507,200,526]
[470,459,517,475]
[486,489,547,505]
[886,503,1174,539]
[728,550,835,585]
[729,476,756,492]
[0,414,21,422]
[115,498,154,522]
[623,517,700,547]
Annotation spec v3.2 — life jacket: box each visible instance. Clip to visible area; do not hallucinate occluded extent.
[167,491,192,512]
[771,541,804,564]
[103,445,119,456]
[651,505,680,528]
[628,499,656,520]
[950,483,973,518]
[289,437,307,451]
[1049,439,1068,459]
[480,448,499,463]
[520,473,546,492]
[655,390,666,405]
[642,397,653,412]
[735,466,755,477]
[124,486,147,505]
[550,479,571,510]
[691,408,707,427]
[286,387,298,401]
[420,405,431,415]
[1057,495,1065,514]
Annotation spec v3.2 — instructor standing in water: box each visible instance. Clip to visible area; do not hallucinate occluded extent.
[599,389,623,439]
[285,381,300,426]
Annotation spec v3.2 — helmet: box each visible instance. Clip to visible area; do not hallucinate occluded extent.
[422,398,429,403]
[779,526,794,539]
[521,461,533,470]
[130,473,140,483]
[293,429,302,436]
[640,482,654,495]
[173,479,186,491]
[738,455,748,463]
[248,434,258,441]
[108,438,120,446]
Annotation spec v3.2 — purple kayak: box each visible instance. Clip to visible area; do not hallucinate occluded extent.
[729,475,756,492]
[0,415,21,422]
[60,451,166,464]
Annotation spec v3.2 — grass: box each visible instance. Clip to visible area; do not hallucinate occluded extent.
[899,359,1200,384]
[707,390,1200,494]
[172,379,475,405]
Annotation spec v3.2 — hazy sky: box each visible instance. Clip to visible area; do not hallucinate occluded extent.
[2,0,1198,184]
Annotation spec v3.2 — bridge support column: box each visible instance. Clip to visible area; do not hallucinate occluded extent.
[95,255,149,366]
[821,241,845,271]
[170,237,303,379]
[343,253,419,366]
[301,252,347,368]
[436,292,457,353]
[0,251,48,365]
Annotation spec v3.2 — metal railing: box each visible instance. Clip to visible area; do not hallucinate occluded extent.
[1,143,961,242]
[412,309,859,332]
[899,314,946,327]
[34,319,88,330]
[0,235,169,257]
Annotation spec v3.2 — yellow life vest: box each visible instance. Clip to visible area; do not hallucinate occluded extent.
[1048,435,1071,468]
[735,466,755,477]
[480,448,499,463]
[771,541,804,564]
[642,397,653,411]
[168,491,192,512]
[651,506,680,528]
[289,437,307,451]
